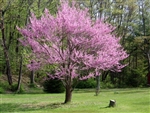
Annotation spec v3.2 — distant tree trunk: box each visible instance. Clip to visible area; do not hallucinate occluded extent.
[30,70,35,85]
[17,56,23,92]
[95,76,100,96]
[141,2,146,36]
[147,50,150,72]
[110,72,115,84]
[29,61,35,85]
[1,10,12,85]
[64,85,72,104]
[102,71,109,81]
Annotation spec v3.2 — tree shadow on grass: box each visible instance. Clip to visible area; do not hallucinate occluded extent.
[99,106,110,109]
[0,102,62,112]
[116,90,148,94]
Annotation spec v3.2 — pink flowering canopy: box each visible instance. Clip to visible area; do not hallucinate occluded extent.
[17,0,128,82]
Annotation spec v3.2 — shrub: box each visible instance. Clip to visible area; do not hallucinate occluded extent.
[43,78,65,93]
[76,78,96,89]
[0,87,5,93]
[100,81,115,89]
[29,83,37,88]
[125,69,146,87]
[11,84,25,94]
[0,82,10,92]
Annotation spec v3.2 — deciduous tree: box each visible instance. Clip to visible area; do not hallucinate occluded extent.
[18,0,128,103]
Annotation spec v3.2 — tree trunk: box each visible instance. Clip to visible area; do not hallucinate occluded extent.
[95,76,100,96]
[17,56,23,93]
[64,85,72,104]
[147,50,150,72]
[30,70,35,85]
[1,10,12,85]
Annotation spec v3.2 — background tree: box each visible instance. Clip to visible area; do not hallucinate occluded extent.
[78,0,138,93]
[0,0,13,85]
[0,0,58,87]
[77,0,150,88]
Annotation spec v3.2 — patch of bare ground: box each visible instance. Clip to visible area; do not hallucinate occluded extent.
[0,74,30,85]
[0,74,43,93]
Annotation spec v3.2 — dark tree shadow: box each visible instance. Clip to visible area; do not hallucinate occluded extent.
[117,90,148,94]
[0,102,63,112]
[99,106,110,109]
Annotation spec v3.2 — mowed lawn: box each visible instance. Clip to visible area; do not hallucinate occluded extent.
[0,88,150,113]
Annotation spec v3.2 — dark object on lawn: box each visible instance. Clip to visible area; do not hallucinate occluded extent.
[109,100,116,107]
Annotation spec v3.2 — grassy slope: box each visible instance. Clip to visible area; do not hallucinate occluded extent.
[0,88,150,113]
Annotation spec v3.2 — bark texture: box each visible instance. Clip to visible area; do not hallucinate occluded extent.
[1,10,12,85]
[64,85,72,104]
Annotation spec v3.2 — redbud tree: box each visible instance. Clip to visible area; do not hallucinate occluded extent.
[18,0,128,103]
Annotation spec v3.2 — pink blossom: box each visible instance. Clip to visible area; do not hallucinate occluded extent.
[17,0,128,85]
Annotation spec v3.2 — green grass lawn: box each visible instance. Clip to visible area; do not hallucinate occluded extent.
[0,88,150,113]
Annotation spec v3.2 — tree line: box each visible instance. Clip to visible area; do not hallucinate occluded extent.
[0,0,150,91]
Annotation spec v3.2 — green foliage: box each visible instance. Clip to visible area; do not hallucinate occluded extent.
[28,83,37,88]
[100,66,147,88]
[0,87,5,93]
[0,45,5,74]
[125,68,147,87]
[76,78,96,89]
[0,82,10,91]
[100,75,117,89]
[43,78,65,93]
[101,81,115,89]
[11,83,25,94]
